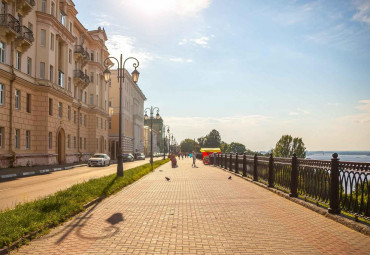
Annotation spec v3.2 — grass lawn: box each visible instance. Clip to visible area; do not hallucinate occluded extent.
[0,159,169,249]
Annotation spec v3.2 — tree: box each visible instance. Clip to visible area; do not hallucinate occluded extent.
[220,141,229,153]
[273,135,306,158]
[180,139,199,153]
[204,129,221,148]
[228,142,246,153]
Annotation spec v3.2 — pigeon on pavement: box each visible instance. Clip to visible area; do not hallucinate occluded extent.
[228,176,232,180]
[165,177,170,181]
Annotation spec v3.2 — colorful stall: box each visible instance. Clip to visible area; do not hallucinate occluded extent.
[200,148,221,164]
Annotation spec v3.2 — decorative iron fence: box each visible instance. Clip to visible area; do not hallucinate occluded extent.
[212,153,369,219]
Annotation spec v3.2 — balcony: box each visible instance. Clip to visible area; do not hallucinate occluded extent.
[0,14,20,43]
[16,0,35,16]
[73,70,90,90]
[74,45,90,67]
[15,25,34,52]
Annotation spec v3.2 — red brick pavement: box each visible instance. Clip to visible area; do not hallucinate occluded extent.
[13,158,370,254]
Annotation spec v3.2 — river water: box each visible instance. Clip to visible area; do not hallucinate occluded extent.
[307,151,370,163]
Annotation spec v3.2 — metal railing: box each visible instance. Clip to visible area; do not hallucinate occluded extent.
[74,45,89,60]
[212,153,369,219]
[17,25,34,42]
[73,70,89,83]
[0,14,20,32]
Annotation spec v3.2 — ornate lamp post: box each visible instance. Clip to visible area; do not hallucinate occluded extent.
[103,54,140,177]
[144,106,160,171]
[163,125,170,159]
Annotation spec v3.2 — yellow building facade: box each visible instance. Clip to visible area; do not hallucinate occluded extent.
[0,0,110,168]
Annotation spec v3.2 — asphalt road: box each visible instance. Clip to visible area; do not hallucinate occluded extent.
[0,158,161,211]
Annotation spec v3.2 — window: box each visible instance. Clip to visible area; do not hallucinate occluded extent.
[15,129,20,149]
[67,134,70,148]
[84,138,86,150]
[49,132,52,149]
[26,93,31,113]
[79,137,82,149]
[101,118,103,129]
[25,130,30,149]
[0,126,3,148]
[79,113,82,125]
[60,10,66,26]
[84,91,87,104]
[69,22,72,33]
[0,42,5,63]
[68,49,72,63]
[105,100,107,110]
[49,65,53,82]
[90,72,94,83]
[50,33,54,50]
[73,136,76,148]
[73,111,76,123]
[51,2,55,16]
[96,95,98,106]
[68,106,71,120]
[27,57,32,75]
[109,120,111,129]
[96,52,99,63]
[109,101,112,107]
[90,51,94,61]
[74,86,77,99]
[15,51,21,70]
[0,84,4,105]
[84,115,86,127]
[90,94,94,105]
[15,89,20,110]
[49,98,53,115]
[58,102,62,118]
[79,89,82,101]
[40,29,46,46]
[40,62,45,79]
[96,117,98,128]
[58,71,64,87]
[68,77,71,91]
[41,0,46,12]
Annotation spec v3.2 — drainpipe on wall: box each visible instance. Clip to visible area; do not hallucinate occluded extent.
[8,49,16,167]
[77,105,81,162]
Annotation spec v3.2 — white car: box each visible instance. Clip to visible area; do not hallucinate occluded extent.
[88,153,111,167]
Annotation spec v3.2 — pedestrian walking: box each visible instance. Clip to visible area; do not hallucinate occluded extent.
[192,151,197,168]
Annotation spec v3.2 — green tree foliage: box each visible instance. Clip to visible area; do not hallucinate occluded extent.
[180,139,200,153]
[198,129,221,148]
[227,142,246,153]
[273,135,306,158]
[220,141,229,153]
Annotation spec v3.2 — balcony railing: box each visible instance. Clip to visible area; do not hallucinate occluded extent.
[17,25,34,43]
[74,45,89,60]
[73,70,90,84]
[0,14,20,33]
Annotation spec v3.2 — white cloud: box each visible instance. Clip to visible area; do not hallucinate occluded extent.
[106,35,154,68]
[297,108,310,114]
[339,99,370,124]
[352,0,370,25]
[289,112,299,116]
[178,36,210,48]
[289,108,310,116]
[169,58,193,63]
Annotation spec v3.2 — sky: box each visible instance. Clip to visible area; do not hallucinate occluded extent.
[75,0,370,151]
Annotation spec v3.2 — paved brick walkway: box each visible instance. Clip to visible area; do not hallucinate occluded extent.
[13,158,370,254]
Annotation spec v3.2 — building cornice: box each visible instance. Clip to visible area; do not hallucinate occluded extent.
[36,11,75,43]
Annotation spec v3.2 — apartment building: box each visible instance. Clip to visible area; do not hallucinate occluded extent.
[108,69,146,160]
[0,0,110,168]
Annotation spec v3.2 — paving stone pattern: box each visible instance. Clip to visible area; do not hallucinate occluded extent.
[13,158,370,254]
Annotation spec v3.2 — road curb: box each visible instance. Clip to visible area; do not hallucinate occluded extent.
[0,164,88,180]
[216,165,370,237]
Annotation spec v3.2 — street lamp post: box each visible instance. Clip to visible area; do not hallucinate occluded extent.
[103,54,140,177]
[144,106,160,171]
[163,125,170,160]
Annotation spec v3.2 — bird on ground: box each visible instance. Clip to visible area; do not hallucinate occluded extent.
[165,177,170,181]
[228,176,232,180]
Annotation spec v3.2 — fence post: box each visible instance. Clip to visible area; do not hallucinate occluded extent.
[224,153,227,169]
[229,153,233,171]
[242,153,247,177]
[329,153,341,214]
[235,153,239,174]
[253,154,258,181]
[268,154,274,188]
[289,153,298,197]
[215,153,218,166]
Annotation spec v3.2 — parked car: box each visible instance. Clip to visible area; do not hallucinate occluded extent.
[122,153,134,162]
[134,153,145,160]
[88,153,110,167]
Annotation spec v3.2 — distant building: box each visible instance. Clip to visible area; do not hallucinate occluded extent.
[108,69,146,159]
[144,126,159,156]
[144,117,164,153]
[0,0,110,167]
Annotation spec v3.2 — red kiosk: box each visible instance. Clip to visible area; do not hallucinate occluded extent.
[200,148,221,165]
